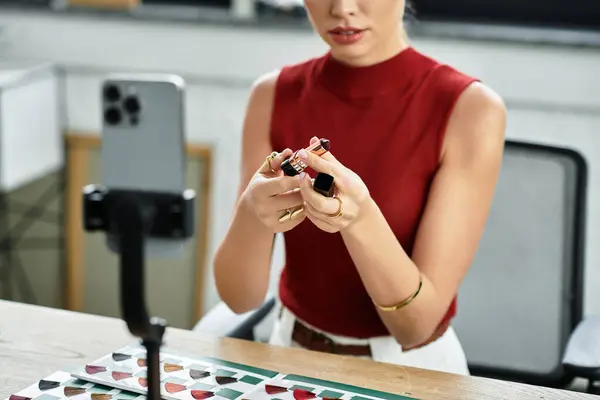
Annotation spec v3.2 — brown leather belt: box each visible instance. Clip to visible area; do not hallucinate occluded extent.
[291,320,372,356]
[284,308,451,356]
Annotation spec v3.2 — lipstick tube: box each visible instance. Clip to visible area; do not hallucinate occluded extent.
[281,138,331,177]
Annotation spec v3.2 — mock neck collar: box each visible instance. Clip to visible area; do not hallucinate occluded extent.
[316,46,429,100]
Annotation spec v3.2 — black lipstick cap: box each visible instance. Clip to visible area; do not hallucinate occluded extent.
[313,173,335,197]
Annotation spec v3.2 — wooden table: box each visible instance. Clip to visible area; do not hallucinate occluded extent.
[0,300,595,400]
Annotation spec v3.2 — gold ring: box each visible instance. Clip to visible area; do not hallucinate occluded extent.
[265,152,278,173]
[278,209,292,223]
[290,206,304,220]
[328,197,343,219]
[279,206,304,223]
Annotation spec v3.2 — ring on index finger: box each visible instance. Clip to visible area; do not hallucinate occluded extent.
[278,209,292,223]
[265,152,278,173]
[278,205,304,223]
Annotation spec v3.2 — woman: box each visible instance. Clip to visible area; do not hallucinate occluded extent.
[213,0,506,375]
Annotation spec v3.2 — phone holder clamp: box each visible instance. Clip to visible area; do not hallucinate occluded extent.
[82,184,196,400]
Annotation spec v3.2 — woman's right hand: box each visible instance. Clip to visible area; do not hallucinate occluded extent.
[243,149,306,232]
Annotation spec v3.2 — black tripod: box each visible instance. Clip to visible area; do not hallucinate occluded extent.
[82,184,195,400]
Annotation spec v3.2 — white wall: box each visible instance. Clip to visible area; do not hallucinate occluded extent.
[0,65,62,192]
[1,10,599,319]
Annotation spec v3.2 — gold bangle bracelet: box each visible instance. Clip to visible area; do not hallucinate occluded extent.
[372,275,423,312]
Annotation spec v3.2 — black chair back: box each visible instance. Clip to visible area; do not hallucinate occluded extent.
[453,140,587,387]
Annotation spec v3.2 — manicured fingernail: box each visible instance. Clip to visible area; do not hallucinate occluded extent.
[298,149,308,159]
[299,172,306,180]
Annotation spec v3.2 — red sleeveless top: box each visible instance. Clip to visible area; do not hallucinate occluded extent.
[270,47,478,340]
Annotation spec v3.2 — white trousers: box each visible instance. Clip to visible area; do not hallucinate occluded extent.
[268,304,471,376]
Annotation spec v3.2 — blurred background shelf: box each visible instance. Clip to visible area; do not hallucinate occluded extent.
[2,0,600,47]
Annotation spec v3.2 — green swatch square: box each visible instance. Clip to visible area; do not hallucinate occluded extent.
[189,364,209,371]
[215,369,236,377]
[351,396,373,400]
[320,390,344,399]
[216,388,244,400]
[161,376,186,384]
[190,382,216,390]
[33,395,59,400]
[88,384,112,394]
[62,378,88,387]
[239,375,262,385]
[116,392,139,400]
[290,385,315,392]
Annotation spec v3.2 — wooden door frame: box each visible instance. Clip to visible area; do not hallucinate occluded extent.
[64,132,212,325]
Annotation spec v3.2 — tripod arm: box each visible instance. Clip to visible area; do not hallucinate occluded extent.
[113,195,163,339]
[82,184,195,400]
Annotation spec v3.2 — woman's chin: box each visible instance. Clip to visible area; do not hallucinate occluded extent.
[329,44,373,65]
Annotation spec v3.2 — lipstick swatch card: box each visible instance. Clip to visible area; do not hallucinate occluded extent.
[4,345,417,400]
[5,370,145,400]
[69,345,281,400]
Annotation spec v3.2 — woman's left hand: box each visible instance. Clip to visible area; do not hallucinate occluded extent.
[296,138,372,233]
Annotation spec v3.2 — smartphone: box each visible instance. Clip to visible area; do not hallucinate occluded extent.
[100,73,188,258]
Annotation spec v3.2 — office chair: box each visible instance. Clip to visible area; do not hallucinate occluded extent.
[451,140,598,393]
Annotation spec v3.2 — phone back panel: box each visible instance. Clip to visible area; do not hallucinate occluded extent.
[99,74,187,257]
[100,74,185,193]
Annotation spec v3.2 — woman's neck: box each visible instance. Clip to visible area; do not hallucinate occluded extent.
[317,41,423,100]
[331,30,410,68]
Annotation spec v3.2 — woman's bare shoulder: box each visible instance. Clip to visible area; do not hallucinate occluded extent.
[443,82,507,165]
[244,69,281,132]
[247,69,281,110]
[237,70,282,193]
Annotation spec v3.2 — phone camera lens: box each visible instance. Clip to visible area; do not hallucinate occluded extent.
[123,96,141,114]
[103,85,121,102]
[104,107,122,125]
